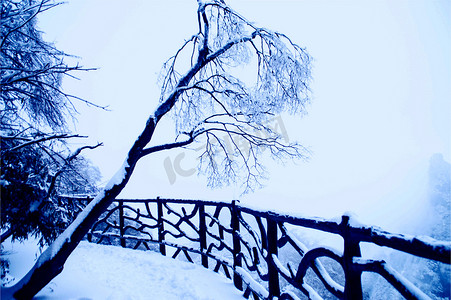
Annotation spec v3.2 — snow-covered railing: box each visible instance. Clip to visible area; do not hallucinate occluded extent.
[68,197,450,300]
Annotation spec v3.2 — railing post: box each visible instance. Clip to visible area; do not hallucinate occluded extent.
[157,197,166,256]
[341,215,362,299]
[267,218,280,298]
[118,200,126,248]
[86,198,92,242]
[231,200,243,291]
[199,204,208,268]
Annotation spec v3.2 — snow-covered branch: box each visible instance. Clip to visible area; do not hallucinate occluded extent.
[3,1,313,297]
[140,135,196,157]
[45,143,103,199]
[1,133,85,153]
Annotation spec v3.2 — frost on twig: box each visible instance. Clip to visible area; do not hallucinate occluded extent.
[156,0,312,193]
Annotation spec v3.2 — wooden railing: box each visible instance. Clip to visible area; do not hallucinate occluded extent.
[67,197,450,299]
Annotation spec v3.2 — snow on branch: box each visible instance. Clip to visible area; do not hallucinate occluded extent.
[1,133,86,153]
[353,258,431,300]
[150,0,312,193]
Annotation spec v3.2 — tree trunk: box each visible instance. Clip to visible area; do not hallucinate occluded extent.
[2,13,214,296]
[1,118,156,299]
[1,228,13,244]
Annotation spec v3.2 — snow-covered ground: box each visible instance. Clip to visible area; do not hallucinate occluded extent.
[2,239,243,299]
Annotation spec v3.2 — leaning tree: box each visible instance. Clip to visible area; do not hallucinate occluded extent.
[2,0,312,298]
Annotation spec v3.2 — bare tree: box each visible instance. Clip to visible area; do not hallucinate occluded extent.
[2,1,312,298]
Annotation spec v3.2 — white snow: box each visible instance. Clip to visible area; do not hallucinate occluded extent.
[271,254,291,278]
[104,159,130,190]
[27,162,131,274]
[235,267,269,299]
[301,283,322,300]
[353,258,430,300]
[25,188,108,275]
[2,239,243,299]
[312,257,344,294]
[282,290,302,300]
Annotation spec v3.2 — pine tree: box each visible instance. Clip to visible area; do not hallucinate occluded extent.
[1,0,101,250]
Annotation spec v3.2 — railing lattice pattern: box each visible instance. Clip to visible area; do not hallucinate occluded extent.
[65,197,450,300]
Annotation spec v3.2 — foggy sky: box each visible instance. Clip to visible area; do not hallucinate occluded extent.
[38,0,451,232]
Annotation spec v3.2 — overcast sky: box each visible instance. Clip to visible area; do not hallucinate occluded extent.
[38,0,450,232]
